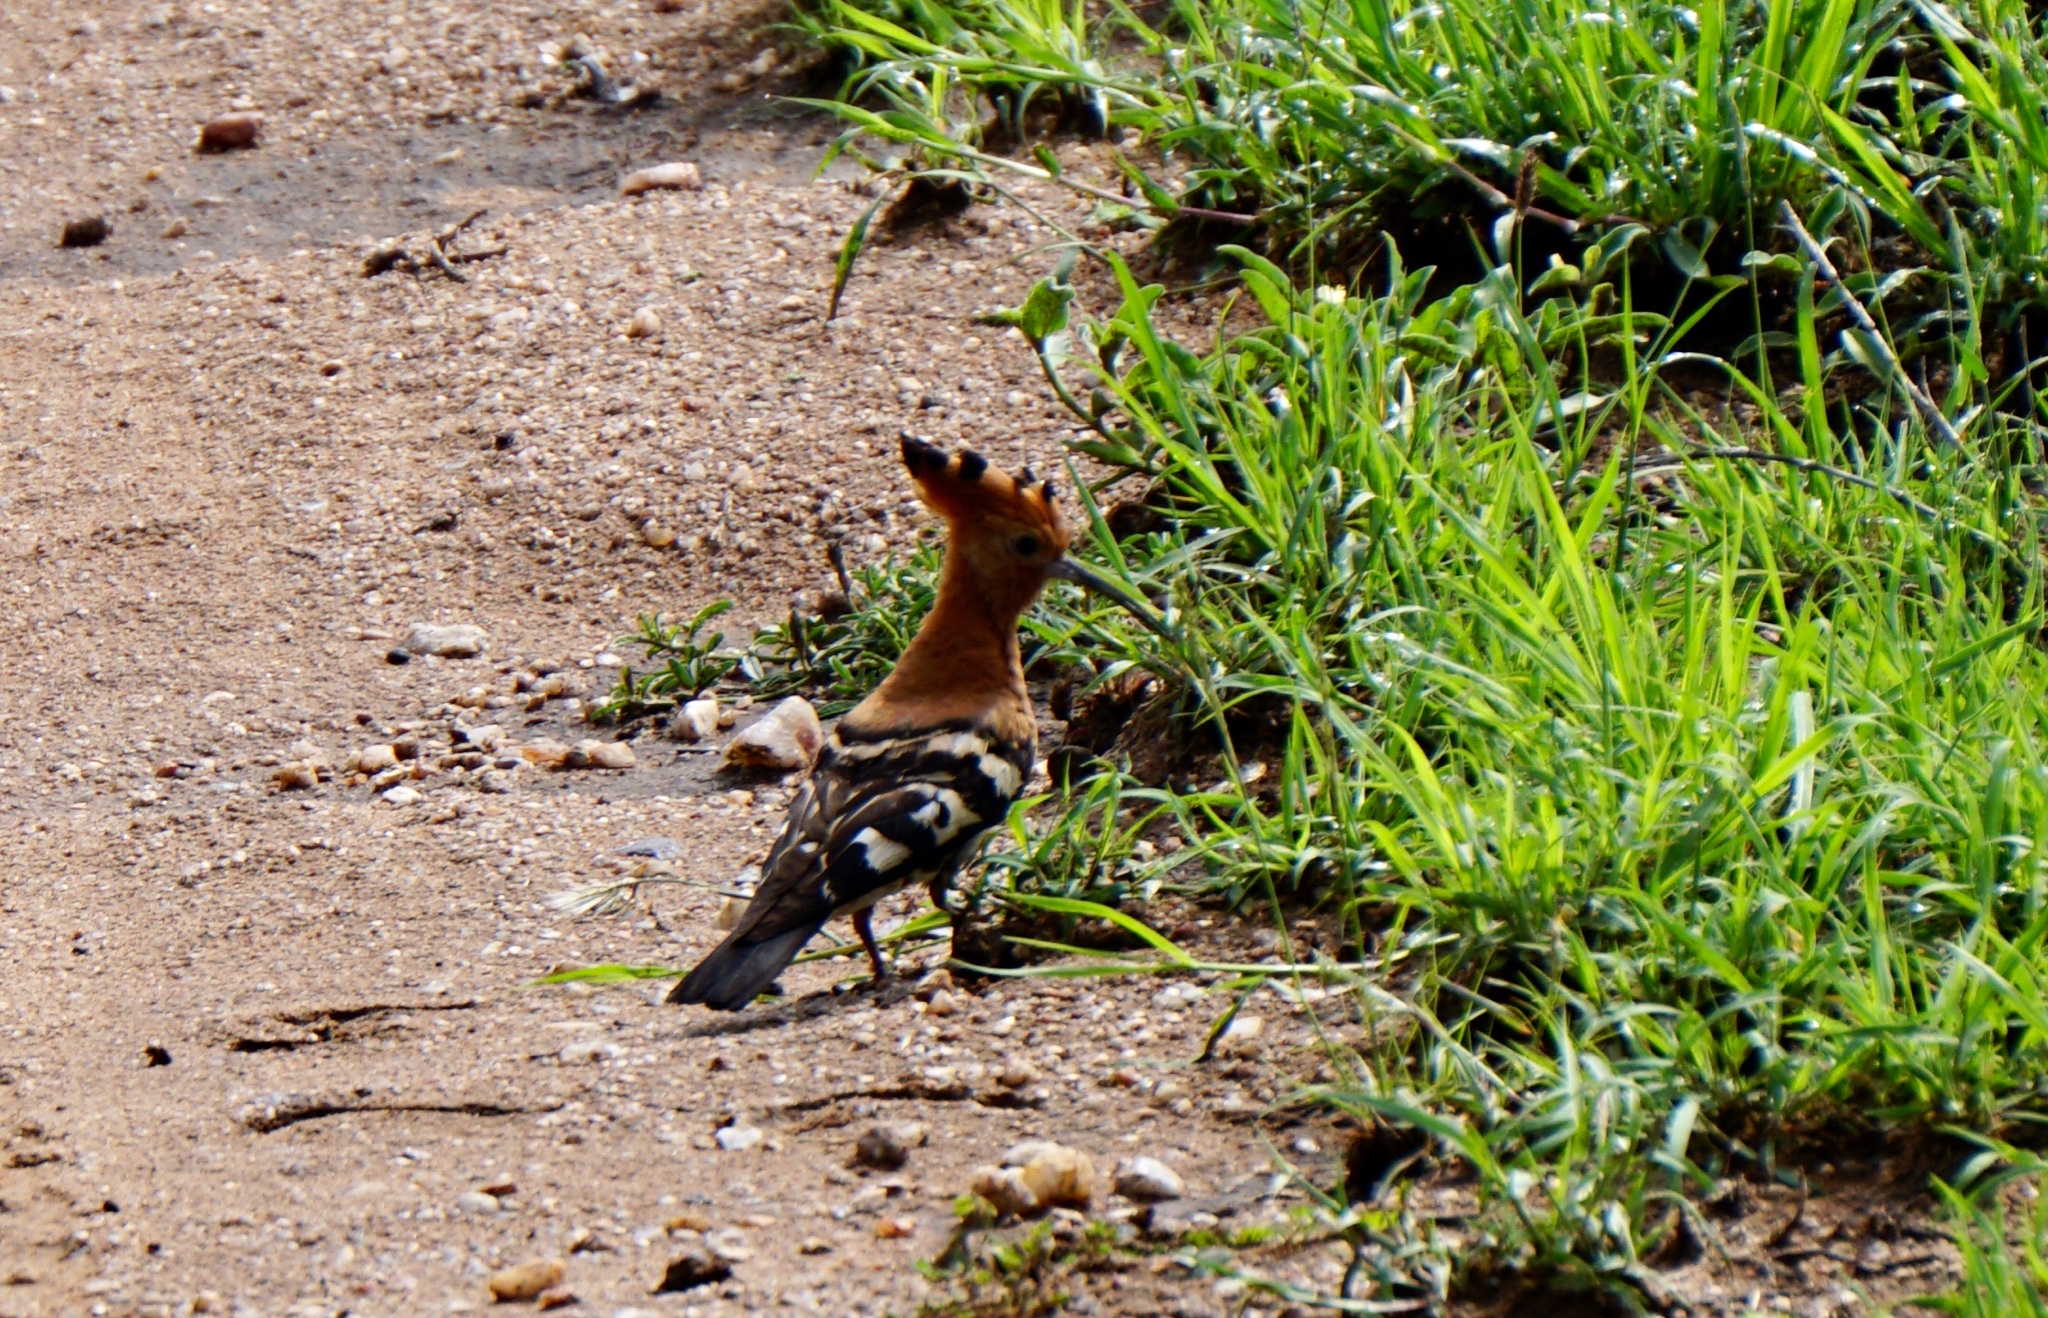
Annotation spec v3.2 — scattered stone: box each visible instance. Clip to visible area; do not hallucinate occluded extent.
[272,763,318,791]
[456,724,506,752]
[568,739,636,770]
[455,1190,502,1216]
[159,216,188,239]
[1217,1015,1264,1055]
[996,1057,1040,1088]
[799,1237,832,1255]
[196,111,263,151]
[521,740,572,769]
[1113,1156,1185,1202]
[487,1257,564,1301]
[558,1039,622,1065]
[625,307,663,339]
[968,1165,1038,1217]
[354,744,399,774]
[705,1227,753,1262]
[620,162,702,196]
[714,894,750,931]
[923,988,959,1017]
[673,697,720,742]
[1017,1145,1098,1209]
[60,216,109,248]
[714,1124,763,1151]
[723,696,823,772]
[912,968,953,999]
[1002,1140,1061,1166]
[655,1246,730,1293]
[874,1216,915,1239]
[380,785,422,806]
[618,837,684,861]
[851,1122,927,1170]
[537,1288,579,1311]
[641,522,676,549]
[400,622,489,658]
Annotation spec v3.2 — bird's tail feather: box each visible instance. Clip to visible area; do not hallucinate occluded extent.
[667,921,823,1011]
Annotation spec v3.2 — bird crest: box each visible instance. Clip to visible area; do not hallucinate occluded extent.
[900,434,1068,553]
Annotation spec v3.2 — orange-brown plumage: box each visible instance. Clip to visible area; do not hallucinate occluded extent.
[839,437,1071,745]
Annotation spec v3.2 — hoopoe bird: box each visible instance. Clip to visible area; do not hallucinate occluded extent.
[669,435,1164,1011]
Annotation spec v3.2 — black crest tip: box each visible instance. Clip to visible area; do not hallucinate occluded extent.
[900,432,946,473]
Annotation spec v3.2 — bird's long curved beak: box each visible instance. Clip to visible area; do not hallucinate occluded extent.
[1045,557,1176,639]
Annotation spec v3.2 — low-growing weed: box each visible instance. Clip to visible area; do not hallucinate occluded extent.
[915,1219,1124,1318]
[745,542,943,714]
[594,601,739,721]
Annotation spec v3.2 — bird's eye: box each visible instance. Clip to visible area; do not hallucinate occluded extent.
[1013,535,1041,557]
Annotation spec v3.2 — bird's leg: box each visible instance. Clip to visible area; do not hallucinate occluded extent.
[853,907,890,982]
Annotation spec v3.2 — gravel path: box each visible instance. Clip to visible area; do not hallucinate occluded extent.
[0,4,1332,1316]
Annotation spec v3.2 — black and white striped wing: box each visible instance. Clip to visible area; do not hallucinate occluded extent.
[724,724,1032,943]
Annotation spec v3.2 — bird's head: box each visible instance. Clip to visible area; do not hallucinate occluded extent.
[900,434,1169,635]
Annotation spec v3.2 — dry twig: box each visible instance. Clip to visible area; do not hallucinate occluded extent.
[362,208,503,282]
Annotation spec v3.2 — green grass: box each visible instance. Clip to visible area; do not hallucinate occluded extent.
[806,0,2048,343]
[992,237,2048,1301]
[572,0,2048,1303]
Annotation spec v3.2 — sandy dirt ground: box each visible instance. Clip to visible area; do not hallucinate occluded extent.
[0,2,1965,1317]
[0,3,1333,1316]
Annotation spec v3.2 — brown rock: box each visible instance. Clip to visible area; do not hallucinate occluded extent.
[487,1257,564,1302]
[60,216,109,248]
[196,112,263,152]
[672,697,720,742]
[353,744,399,774]
[723,696,823,772]
[655,1245,731,1292]
[537,1288,578,1311]
[520,739,572,768]
[568,738,636,770]
[851,1122,927,1170]
[272,763,318,791]
[400,622,488,658]
[620,162,702,196]
[968,1165,1038,1217]
[1017,1145,1098,1208]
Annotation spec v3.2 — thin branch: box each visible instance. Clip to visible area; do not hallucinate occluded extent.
[424,242,467,283]
[435,208,489,247]
[1777,200,1965,453]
